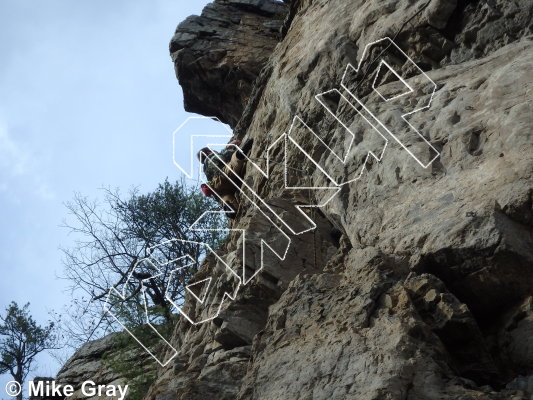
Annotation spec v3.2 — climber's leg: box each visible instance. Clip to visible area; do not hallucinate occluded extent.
[224,152,246,178]
[237,138,254,160]
[221,194,238,219]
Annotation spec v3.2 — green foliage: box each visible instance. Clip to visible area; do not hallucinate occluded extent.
[115,178,227,251]
[0,302,57,397]
[103,324,171,400]
[107,288,178,332]
[61,178,228,347]
[102,295,177,400]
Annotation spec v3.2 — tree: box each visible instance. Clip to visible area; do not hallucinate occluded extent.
[60,178,227,348]
[0,302,57,400]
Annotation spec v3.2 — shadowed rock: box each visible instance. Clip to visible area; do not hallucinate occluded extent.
[169,0,288,127]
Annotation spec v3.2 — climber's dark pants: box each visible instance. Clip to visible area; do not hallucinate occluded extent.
[211,152,246,212]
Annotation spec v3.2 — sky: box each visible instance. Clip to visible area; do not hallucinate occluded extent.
[0,0,230,391]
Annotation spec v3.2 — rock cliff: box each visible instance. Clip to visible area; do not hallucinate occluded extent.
[169,0,288,126]
[158,0,533,398]
[38,334,156,400]
[56,1,533,399]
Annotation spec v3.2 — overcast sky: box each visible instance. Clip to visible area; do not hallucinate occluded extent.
[0,0,230,388]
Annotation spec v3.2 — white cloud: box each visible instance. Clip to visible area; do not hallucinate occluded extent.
[0,120,56,201]
[35,179,57,201]
[0,121,29,176]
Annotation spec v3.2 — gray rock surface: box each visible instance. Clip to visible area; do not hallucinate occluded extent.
[55,334,121,386]
[58,0,533,399]
[152,0,533,398]
[169,0,288,127]
[46,333,155,400]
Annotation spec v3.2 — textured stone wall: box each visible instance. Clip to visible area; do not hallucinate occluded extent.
[169,0,288,127]
[40,334,149,400]
[156,0,533,399]
[57,1,533,400]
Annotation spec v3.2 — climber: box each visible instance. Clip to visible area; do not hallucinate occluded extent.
[198,138,254,219]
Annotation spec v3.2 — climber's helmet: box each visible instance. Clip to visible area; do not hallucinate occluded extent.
[197,147,212,163]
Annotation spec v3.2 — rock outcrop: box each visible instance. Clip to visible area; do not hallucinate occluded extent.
[159,0,533,398]
[169,0,288,127]
[54,334,122,394]
[41,334,155,400]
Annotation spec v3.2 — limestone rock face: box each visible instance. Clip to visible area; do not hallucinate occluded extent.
[35,334,127,400]
[42,334,155,400]
[55,334,121,388]
[150,0,533,399]
[169,0,288,127]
